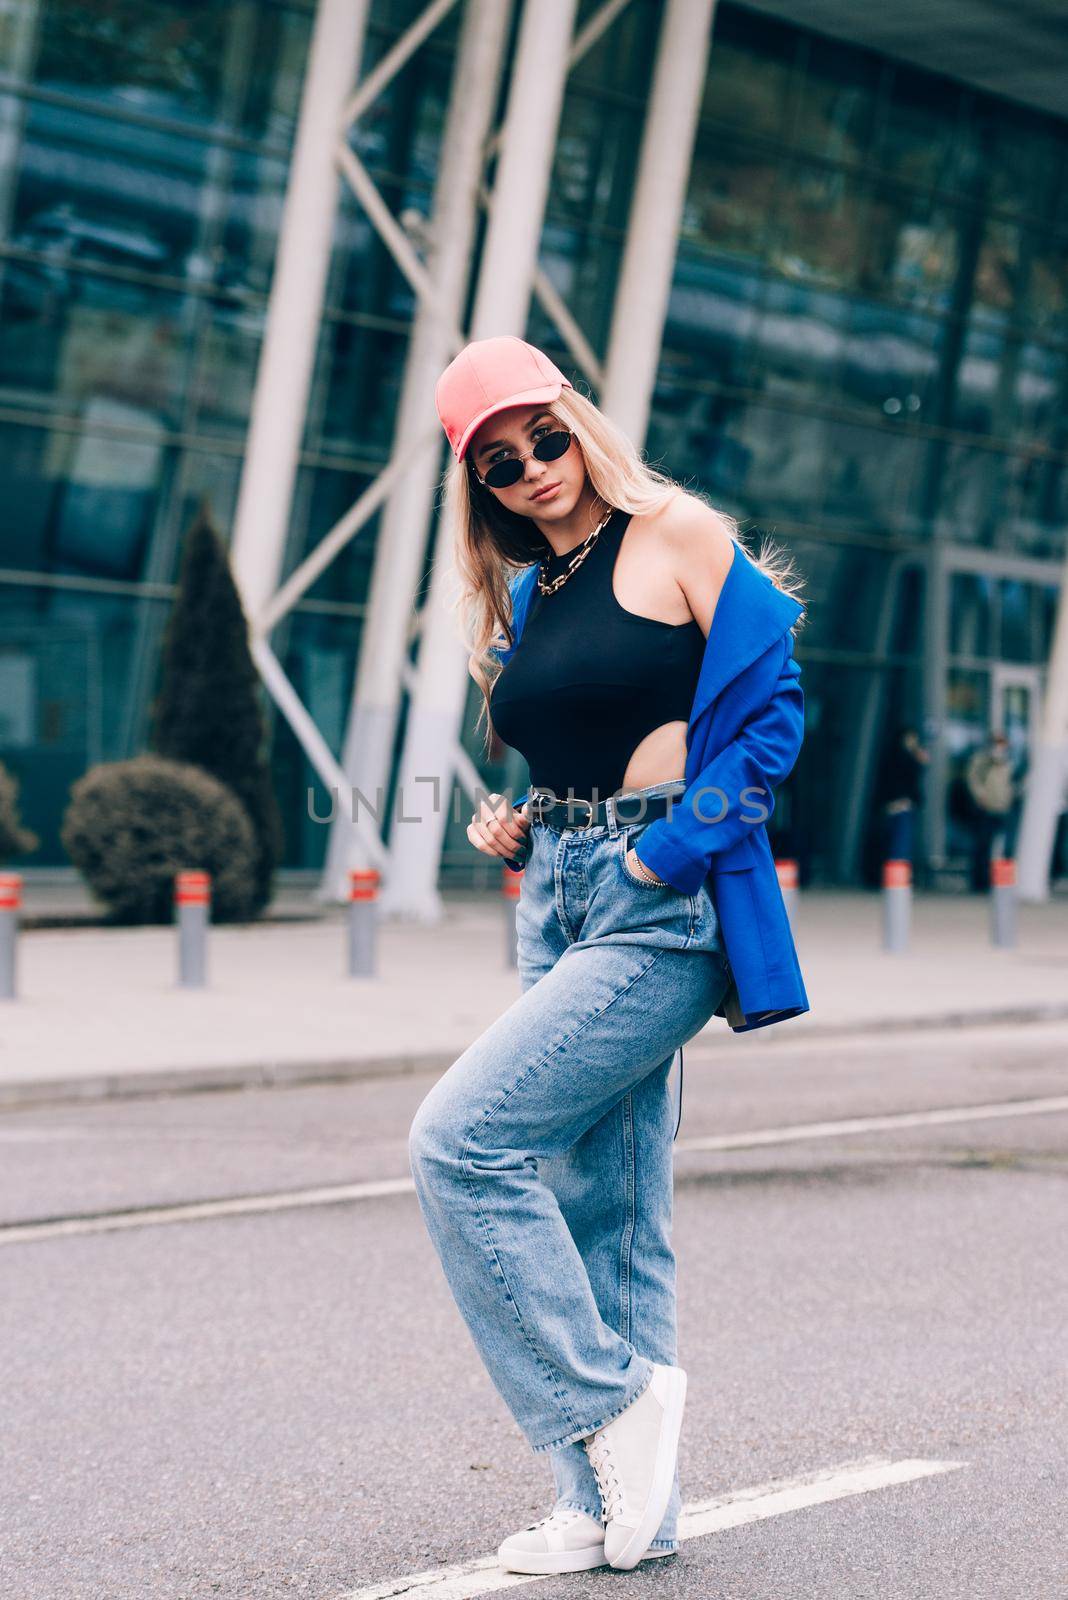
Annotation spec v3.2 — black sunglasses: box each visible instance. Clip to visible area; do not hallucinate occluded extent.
[469,428,573,490]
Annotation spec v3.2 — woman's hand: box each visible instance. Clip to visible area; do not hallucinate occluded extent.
[625,846,666,886]
[467,793,531,862]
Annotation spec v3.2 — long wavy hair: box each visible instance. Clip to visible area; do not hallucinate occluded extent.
[439,383,807,758]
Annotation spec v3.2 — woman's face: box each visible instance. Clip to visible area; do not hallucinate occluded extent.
[467,403,585,520]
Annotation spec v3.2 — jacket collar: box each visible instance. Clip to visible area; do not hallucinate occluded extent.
[507,538,804,712]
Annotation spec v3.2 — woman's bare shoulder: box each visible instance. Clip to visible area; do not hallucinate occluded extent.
[653,495,736,634]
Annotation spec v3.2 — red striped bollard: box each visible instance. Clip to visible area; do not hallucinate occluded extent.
[175,870,211,987]
[0,872,21,1000]
[502,863,523,968]
[348,868,379,977]
[775,857,799,932]
[882,858,911,952]
[990,857,1017,948]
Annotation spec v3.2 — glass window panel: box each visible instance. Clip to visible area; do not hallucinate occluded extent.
[551,90,642,234]
[186,301,264,436]
[572,0,658,93]
[645,384,750,507]
[1011,341,1067,448]
[216,145,289,298]
[859,186,959,310]
[973,217,1022,320]
[289,463,379,607]
[972,102,1061,220]
[953,322,1015,438]
[749,278,850,408]
[998,578,1033,662]
[840,300,943,421]
[700,13,797,142]
[820,417,923,535]
[683,133,778,263]
[272,604,364,870]
[663,248,763,390]
[0,0,38,77]
[0,417,175,581]
[328,180,415,320]
[239,5,312,145]
[171,451,242,562]
[1038,584,1060,660]
[877,69,968,195]
[793,35,878,167]
[1027,234,1068,341]
[778,539,903,654]
[10,93,211,283]
[950,571,993,658]
[0,264,186,423]
[1011,452,1068,558]
[766,163,868,290]
[309,319,407,459]
[34,0,229,126]
[890,562,924,657]
[923,441,1003,543]
[723,402,829,522]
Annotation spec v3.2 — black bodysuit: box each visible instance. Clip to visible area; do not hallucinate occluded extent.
[490,506,706,803]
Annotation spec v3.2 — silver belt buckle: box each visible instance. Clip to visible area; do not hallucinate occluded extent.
[565,796,596,829]
[530,790,553,823]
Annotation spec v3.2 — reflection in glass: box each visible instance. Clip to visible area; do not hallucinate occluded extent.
[950,572,992,658]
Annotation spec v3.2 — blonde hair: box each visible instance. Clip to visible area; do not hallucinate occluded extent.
[440,382,807,757]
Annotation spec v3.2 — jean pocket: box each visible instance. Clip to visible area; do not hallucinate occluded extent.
[618,827,674,891]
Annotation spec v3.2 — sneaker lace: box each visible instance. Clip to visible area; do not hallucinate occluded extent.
[524,1508,585,1532]
[584,1432,625,1522]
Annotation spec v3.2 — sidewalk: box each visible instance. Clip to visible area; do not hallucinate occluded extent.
[2,887,1067,1107]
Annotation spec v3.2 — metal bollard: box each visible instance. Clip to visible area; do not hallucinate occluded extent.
[175,869,211,987]
[348,868,379,977]
[502,863,523,968]
[775,857,799,931]
[990,856,1017,948]
[0,872,21,1000]
[882,857,911,952]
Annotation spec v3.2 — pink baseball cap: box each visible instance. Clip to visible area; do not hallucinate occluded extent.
[435,335,573,463]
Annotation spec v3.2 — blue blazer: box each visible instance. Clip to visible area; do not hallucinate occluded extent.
[495,538,809,1032]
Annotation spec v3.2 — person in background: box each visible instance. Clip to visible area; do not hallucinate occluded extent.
[880,722,929,867]
[964,732,1017,891]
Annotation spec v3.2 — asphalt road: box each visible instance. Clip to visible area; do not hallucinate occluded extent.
[1,1018,1066,1600]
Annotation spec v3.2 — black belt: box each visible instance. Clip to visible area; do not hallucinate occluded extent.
[528,788,684,831]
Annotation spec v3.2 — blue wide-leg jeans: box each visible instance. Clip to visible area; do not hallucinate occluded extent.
[408,780,731,1552]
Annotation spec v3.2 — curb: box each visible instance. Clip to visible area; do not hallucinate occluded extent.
[4,1001,1068,1110]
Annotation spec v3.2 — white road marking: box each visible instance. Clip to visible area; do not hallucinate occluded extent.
[334,1455,965,1600]
[674,1092,1068,1153]
[2,1093,1066,1246]
[0,1178,415,1245]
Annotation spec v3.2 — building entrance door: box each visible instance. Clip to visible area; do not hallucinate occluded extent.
[990,664,1042,772]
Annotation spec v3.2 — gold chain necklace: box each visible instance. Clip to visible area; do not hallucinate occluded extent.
[536,506,615,596]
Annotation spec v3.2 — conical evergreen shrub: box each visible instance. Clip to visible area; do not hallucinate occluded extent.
[148,502,284,916]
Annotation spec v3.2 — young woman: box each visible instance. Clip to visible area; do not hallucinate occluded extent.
[408,335,808,1575]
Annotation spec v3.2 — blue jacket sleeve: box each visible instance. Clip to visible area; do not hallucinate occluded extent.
[631,633,804,893]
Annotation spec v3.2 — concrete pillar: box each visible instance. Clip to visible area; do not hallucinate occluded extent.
[229,0,371,625]
[382,0,580,919]
[319,0,515,903]
[600,0,718,434]
[1016,554,1068,900]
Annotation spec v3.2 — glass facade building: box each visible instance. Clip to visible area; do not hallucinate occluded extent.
[1,0,1065,886]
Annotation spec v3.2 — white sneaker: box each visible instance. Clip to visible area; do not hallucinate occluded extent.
[496,1506,677,1574]
[582,1362,688,1570]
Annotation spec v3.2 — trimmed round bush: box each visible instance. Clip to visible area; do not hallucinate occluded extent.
[62,754,258,925]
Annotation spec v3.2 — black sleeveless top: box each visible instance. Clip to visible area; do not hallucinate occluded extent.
[490,507,706,803]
